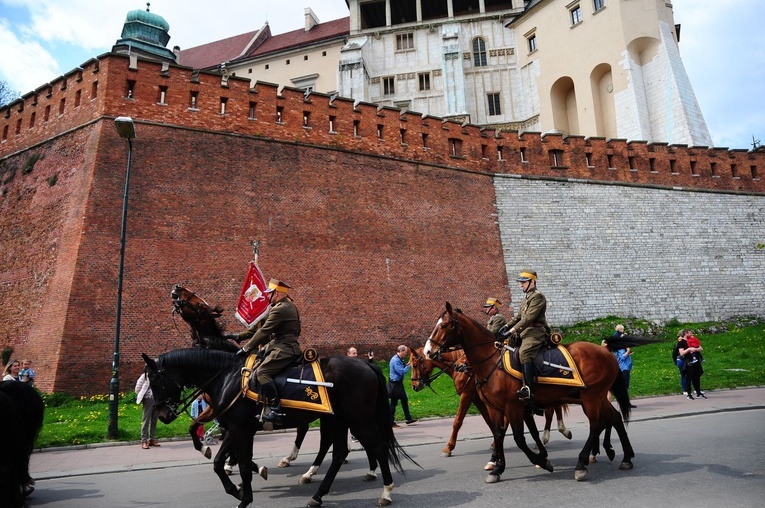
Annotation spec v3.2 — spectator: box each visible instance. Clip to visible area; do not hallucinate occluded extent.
[605,325,636,408]
[347,346,375,364]
[388,345,417,428]
[3,359,21,381]
[19,359,35,385]
[672,333,691,397]
[681,329,706,399]
[135,371,161,449]
[191,394,208,441]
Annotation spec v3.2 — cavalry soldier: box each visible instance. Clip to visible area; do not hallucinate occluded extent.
[483,297,507,337]
[505,269,551,405]
[235,278,301,423]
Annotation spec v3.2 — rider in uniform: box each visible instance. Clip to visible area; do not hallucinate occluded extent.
[505,269,550,406]
[235,279,301,423]
[483,297,507,337]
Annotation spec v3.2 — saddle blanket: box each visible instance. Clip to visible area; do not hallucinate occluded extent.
[502,344,585,387]
[241,354,334,414]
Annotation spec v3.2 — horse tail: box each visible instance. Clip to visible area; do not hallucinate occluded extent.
[609,371,631,423]
[367,363,420,473]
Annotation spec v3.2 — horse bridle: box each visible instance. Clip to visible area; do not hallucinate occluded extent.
[151,359,227,420]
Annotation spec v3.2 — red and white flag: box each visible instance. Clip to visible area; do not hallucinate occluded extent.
[235,261,271,328]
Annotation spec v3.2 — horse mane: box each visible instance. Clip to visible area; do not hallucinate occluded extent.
[160,348,236,371]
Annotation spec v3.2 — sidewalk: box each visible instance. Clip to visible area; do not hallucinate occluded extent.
[30,386,765,480]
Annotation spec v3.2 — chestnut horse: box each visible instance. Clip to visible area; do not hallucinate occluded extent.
[424,302,634,482]
[409,347,572,461]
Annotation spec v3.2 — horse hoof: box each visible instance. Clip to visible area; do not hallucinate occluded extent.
[376,498,392,507]
[542,430,550,445]
[574,468,588,481]
[259,466,268,480]
[561,429,573,440]
[606,449,616,461]
[619,461,633,471]
[307,496,322,507]
[589,455,597,464]
[364,473,378,482]
[278,459,291,468]
[202,446,212,460]
[485,474,501,484]
[225,465,234,476]
[484,461,495,471]
[299,476,312,484]
[441,450,452,458]
[542,460,554,473]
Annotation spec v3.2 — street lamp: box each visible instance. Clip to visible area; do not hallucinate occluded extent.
[108,116,136,439]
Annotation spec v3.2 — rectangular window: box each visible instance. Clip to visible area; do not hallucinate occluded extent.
[74,90,82,107]
[2,125,7,141]
[91,81,98,99]
[751,165,758,179]
[383,76,395,96]
[400,128,407,145]
[670,159,677,173]
[550,149,564,168]
[126,80,135,99]
[377,124,383,140]
[353,119,361,136]
[450,138,462,157]
[710,162,718,176]
[190,91,199,109]
[487,93,501,116]
[418,73,430,91]
[497,146,505,161]
[628,156,636,170]
[396,33,414,50]
[422,133,429,148]
[481,144,488,159]
[329,115,336,133]
[607,154,614,169]
[690,160,698,175]
[44,105,50,122]
[731,163,738,178]
[276,105,284,123]
[570,5,582,26]
[159,86,168,104]
[29,112,35,128]
[58,98,65,115]
[220,97,228,115]
[527,34,537,53]
[520,147,527,162]
[15,118,21,135]
[649,157,656,172]
[593,0,605,11]
[586,153,593,167]
[303,111,310,127]
[249,101,256,119]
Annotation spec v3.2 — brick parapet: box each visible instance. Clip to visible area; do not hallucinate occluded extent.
[2,54,763,194]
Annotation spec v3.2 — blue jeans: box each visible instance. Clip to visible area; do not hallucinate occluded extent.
[676,358,688,393]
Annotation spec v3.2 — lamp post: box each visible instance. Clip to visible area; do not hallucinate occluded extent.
[108,116,136,440]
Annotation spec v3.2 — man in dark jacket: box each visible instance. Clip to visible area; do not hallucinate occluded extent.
[505,269,550,405]
[235,278,301,422]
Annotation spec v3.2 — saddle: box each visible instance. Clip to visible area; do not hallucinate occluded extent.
[502,341,585,388]
[240,349,334,414]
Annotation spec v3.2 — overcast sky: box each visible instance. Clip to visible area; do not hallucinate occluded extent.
[0,0,762,149]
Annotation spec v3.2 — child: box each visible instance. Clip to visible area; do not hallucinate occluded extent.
[19,359,36,385]
[685,331,704,363]
[191,394,208,440]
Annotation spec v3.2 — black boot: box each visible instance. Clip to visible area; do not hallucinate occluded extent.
[517,362,535,401]
[261,382,285,423]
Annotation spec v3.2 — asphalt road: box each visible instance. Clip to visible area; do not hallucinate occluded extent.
[29,408,765,508]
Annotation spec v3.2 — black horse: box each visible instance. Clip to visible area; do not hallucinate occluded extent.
[143,348,413,507]
[0,381,44,507]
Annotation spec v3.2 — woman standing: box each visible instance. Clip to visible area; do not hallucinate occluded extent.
[2,359,21,381]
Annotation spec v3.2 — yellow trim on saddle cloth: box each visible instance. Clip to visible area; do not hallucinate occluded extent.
[240,354,334,414]
[502,345,586,387]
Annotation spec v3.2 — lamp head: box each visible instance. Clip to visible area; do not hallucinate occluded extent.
[114,116,136,139]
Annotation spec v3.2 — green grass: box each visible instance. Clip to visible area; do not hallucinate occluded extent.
[34,317,765,449]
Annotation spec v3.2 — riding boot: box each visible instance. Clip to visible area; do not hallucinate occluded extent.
[262,382,285,422]
[517,362,535,401]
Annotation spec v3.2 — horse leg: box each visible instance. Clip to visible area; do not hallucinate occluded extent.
[523,409,553,472]
[363,448,379,482]
[300,420,331,484]
[191,405,216,459]
[485,419,510,483]
[443,390,471,457]
[542,407,554,445]
[212,433,242,501]
[556,405,572,439]
[234,432,255,508]
[604,402,634,469]
[307,422,349,507]
[279,422,308,467]
[575,401,609,481]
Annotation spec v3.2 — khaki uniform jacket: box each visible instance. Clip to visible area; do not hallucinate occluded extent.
[240,298,302,357]
[486,313,507,336]
[505,288,550,362]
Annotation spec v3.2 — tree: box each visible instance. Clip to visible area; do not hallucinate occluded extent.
[0,79,20,107]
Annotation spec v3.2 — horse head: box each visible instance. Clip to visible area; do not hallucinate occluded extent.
[423,302,466,360]
[142,353,183,424]
[409,346,435,392]
[171,285,224,337]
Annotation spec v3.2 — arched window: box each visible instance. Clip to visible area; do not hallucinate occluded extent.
[473,37,487,67]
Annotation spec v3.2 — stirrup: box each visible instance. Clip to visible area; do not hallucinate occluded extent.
[517,385,531,401]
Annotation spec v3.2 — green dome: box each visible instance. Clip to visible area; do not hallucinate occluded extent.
[125,9,170,32]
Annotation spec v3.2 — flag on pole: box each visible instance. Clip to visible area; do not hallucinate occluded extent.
[235,261,271,328]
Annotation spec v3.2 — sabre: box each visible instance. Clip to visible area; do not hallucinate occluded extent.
[542,361,573,372]
[287,378,334,388]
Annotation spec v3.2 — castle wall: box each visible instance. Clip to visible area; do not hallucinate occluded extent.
[1,54,763,395]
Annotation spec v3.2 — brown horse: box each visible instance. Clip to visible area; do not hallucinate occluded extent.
[409,346,571,467]
[424,302,634,482]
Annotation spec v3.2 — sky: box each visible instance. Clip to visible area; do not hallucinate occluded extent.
[0,0,762,150]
